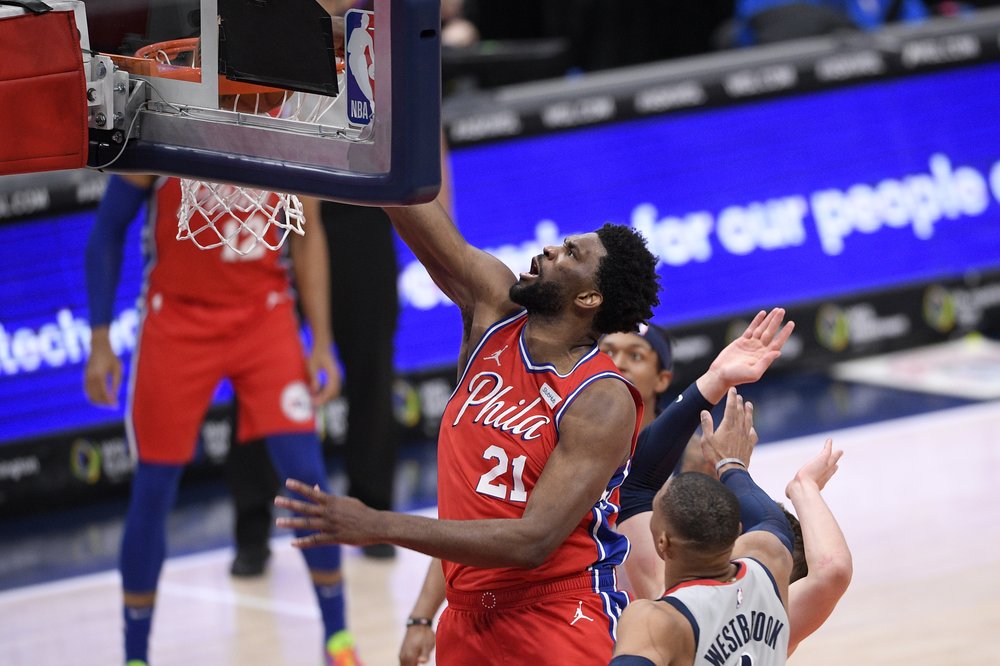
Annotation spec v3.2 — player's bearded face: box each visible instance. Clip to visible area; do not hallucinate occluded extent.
[509,279,564,316]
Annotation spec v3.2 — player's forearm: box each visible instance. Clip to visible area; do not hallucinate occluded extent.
[721,468,794,553]
[289,219,333,349]
[409,559,446,619]
[375,511,555,569]
[785,479,852,584]
[785,479,852,655]
[384,202,473,306]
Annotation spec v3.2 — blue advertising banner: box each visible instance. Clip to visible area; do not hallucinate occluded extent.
[0,210,143,444]
[396,62,1000,371]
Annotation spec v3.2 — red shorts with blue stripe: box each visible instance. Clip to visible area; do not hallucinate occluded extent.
[128,290,315,464]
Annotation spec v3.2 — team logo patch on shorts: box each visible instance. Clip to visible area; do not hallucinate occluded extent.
[281,381,314,423]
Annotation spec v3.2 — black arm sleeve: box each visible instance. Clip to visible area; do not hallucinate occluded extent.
[720,467,794,554]
[618,382,712,524]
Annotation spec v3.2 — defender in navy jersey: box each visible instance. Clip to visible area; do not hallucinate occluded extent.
[611,390,794,666]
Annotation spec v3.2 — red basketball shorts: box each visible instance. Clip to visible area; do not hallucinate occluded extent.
[436,571,627,666]
[128,290,315,464]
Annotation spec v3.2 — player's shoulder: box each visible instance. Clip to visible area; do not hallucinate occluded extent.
[616,598,691,661]
[623,598,687,628]
[559,369,636,417]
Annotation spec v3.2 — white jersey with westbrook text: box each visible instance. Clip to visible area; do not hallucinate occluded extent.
[661,557,788,666]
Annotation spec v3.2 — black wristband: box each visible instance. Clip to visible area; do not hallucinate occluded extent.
[406,617,433,627]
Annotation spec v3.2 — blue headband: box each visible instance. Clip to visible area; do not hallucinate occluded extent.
[638,323,673,371]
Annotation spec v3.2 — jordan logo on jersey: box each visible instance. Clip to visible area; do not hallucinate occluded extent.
[483,345,508,366]
[570,601,594,626]
[452,371,551,440]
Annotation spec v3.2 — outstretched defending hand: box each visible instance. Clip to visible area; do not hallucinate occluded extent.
[698,308,795,403]
[787,438,843,497]
[274,479,383,547]
[699,387,758,474]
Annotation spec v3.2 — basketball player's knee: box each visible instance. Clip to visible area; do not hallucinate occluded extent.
[265,433,330,491]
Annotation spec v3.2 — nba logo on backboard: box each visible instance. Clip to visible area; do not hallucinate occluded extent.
[345,9,375,127]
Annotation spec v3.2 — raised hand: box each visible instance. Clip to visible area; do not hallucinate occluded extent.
[787,438,843,496]
[698,308,795,403]
[699,388,758,474]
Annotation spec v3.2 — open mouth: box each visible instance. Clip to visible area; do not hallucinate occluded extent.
[520,255,541,280]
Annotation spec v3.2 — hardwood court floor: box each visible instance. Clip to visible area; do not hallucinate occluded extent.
[2,400,999,665]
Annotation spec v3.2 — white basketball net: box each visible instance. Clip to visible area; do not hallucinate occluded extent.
[176,92,338,256]
[177,182,306,254]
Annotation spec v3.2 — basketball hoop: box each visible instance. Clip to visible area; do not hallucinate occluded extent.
[119,38,344,255]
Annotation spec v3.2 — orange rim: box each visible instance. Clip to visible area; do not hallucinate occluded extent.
[109,37,344,96]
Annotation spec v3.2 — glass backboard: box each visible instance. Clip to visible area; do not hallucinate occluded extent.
[78,0,441,204]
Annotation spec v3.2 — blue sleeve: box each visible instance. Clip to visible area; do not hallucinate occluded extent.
[618,382,713,524]
[609,656,656,666]
[720,467,794,554]
[85,176,148,327]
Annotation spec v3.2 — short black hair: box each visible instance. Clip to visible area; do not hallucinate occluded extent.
[659,472,740,551]
[593,224,660,335]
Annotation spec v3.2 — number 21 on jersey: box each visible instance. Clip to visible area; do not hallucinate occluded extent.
[476,444,528,502]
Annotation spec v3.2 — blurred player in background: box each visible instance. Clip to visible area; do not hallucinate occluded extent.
[84,170,358,666]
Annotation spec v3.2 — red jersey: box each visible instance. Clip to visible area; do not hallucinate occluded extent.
[144,177,290,306]
[438,310,643,592]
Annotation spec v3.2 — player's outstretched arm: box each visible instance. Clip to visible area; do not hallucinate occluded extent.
[83,174,153,407]
[384,202,517,317]
[275,378,636,568]
[399,558,445,666]
[785,440,852,655]
[290,197,340,404]
[701,390,793,604]
[618,308,794,599]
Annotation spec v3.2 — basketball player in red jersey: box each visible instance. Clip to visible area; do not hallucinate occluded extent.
[276,200,660,664]
[84,173,358,665]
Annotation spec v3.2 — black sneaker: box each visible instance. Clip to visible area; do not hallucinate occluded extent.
[230,547,271,577]
[361,543,396,560]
